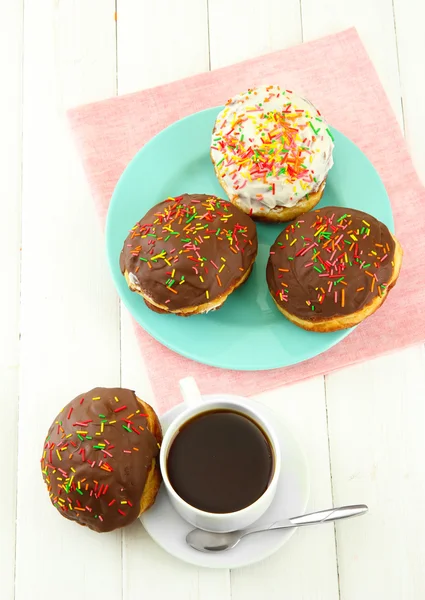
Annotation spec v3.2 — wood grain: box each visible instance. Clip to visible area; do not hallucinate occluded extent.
[207,5,340,596]
[393,0,425,181]
[231,379,340,599]
[15,2,120,600]
[4,0,425,598]
[0,2,23,598]
[301,0,404,126]
[117,0,210,94]
[117,3,233,598]
[209,0,302,69]
[326,347,425,599]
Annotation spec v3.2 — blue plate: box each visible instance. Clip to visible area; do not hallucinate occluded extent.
[106,107,394,370]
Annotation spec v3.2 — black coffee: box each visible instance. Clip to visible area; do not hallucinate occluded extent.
[166,409,273,513]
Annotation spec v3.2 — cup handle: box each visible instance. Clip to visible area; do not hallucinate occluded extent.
[179,376,203,409]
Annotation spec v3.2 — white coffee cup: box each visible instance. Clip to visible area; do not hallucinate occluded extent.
[159,377,281,533]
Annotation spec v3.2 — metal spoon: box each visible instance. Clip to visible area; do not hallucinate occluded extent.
[186,504,368,552]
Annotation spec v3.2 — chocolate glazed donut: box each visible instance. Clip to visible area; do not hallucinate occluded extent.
[41,388,162,532]
[267,207,403,332]
[120,194,258,315]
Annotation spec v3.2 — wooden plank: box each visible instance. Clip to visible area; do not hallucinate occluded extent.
[121,310,155,406]
[300,0,404,126]
[53,0,118,105]
[120,310,232,597]
[122,520,231,599]
[209,0,302,69]
[117,2,232,598]
[0,2,23,598]
[121,342,339,598]
[117,0,210,94]
[230,379,339,599]
[393,0,425,180]
[15,2,120,600]
[207,6,338,596]
[121,313,232,598]
[302,5,425,597]
[326,347,425,599]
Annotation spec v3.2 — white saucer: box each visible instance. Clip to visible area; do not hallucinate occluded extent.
[140,395,310,569]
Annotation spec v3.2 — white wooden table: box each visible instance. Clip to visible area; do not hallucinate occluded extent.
[2,1,425,598]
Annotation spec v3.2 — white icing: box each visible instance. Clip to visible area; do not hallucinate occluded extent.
[128,272,141,288]
[211,85,334,211]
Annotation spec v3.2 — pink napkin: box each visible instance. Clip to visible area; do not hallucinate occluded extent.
[68,28,425,413]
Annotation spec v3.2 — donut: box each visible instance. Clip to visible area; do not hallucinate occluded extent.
[120,194,258,315]
[40,387,162,532]
[211,85,334,222]
[266,207,403,332]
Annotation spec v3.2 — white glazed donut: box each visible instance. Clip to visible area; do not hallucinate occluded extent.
[211,85,334,222]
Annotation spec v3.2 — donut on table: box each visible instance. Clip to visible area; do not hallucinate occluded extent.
[41,387,162,533]
[266,207,403,332]
[120,193,258,315]
[211,85,334,223]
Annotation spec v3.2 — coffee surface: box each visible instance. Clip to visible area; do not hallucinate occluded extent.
[167,410,273,513]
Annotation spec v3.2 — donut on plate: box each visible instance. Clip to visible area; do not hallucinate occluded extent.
[211,85,334,222]
[41,387,162,533]
[266,207,402,332]
[120,194,258,315]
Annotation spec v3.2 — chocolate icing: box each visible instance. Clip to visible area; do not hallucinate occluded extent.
[41,388,159,533]
[267,207,396,320]
[119,194,257,311]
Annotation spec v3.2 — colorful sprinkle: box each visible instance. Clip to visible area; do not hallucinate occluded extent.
[211,86,334,212]
[269,210,396,318]
[121,195,255,312]
[40,389,157,531]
